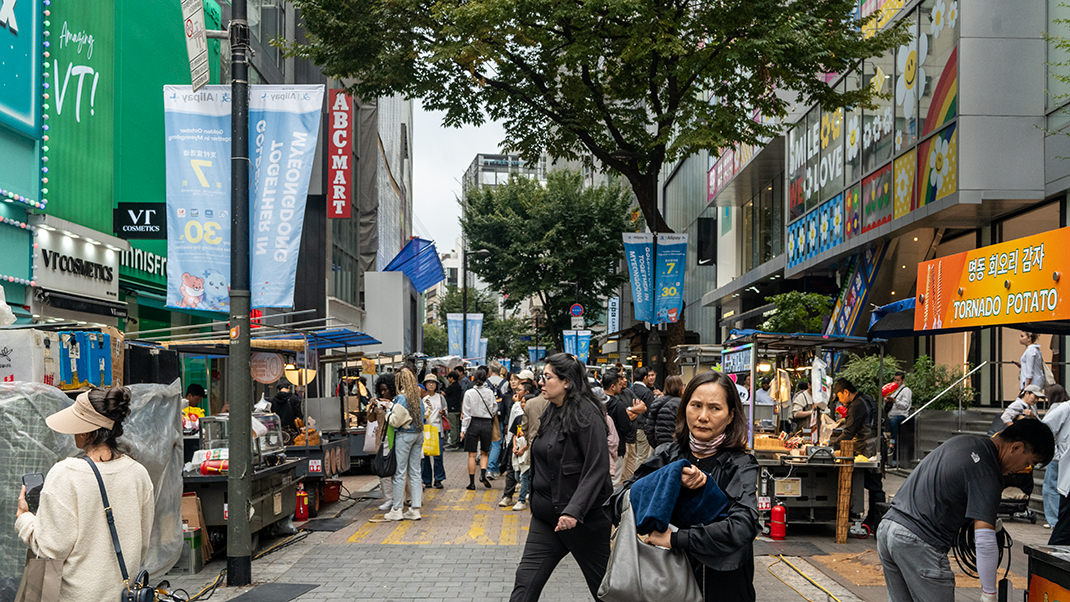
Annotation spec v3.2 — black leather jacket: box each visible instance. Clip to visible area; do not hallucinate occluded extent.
[651,396,681,449]
[529,398,612,525]
[606,442,759,571]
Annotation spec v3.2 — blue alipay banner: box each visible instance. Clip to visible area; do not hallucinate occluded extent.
[447,313,464,357]
[164,85,232,312]
[654,233,688,324]
[623,233,654,322]
[527,346,546,365]
[576,330,592,365]
[562,330,578,356]
[500,359,512,373]
[465,313,483,359]
[249,85,324,308]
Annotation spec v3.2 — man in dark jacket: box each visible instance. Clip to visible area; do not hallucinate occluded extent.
[631,367,657,462]
[444,370,464,449]
[830,378,885,530]
[271,382,301,434]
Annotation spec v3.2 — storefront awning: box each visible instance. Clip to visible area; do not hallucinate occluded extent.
[40,290,128,318]
[867,299,1070,338]
[384,238,445,293]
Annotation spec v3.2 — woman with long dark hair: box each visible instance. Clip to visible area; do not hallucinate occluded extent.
[607,370,760,602]
[15,387,154,601]
[510,353,612,602]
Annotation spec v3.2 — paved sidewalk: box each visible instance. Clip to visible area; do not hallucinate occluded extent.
[166,451,1052,601]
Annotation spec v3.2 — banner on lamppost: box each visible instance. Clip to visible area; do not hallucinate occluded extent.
[447,313,464,357]
[164,84,324,311]
[500,359,512,373]
[576,330,592,365]
[249,85,324,308]
[527,346,546,365]
[465,313,484,359]
[563,330,578,356]
[622,233,654,323]
[654,233,688,324]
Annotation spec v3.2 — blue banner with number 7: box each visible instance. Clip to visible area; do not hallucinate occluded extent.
[164,85,233,312]
[654,234,687,324]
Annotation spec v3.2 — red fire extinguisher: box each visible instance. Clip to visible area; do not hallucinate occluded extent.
[295,483,309,521]
[770,503,787,540]
[199,459,228,475]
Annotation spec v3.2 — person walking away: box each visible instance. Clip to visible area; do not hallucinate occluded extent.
[878,419,1054,602]
[271,382,301,439]
[486,361,506,480]
[650,375,684,450]
[510,354,611,602]
[1018,331,1046,391]
[385,368,426,521]
[1041,384,1070,528]
[607,370,760,602]
[1002,384,1045,427]
[16,387,155,601]
[421,374,447,489]
[462,367,497,489]
[631,367,657,463]
[444,370,464,450]
[370,374,398,511]
[887,371,913,467]
[603,372,635,486]
[644,375,681,449]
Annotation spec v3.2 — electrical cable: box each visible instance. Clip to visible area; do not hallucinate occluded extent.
[951,522,1013,580]
[776,555,843,602]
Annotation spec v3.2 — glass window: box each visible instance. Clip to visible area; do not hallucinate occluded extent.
[249,0,262,42]
[787,120,807,222]
[805,109,821,211]
[894,10,920,153]
[697,217,717,266]
[742,200,755,271]
[919,0,958,135]
[820,103,845,201]
[863,51,894,174]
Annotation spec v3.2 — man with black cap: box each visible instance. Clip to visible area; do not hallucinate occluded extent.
[271,381,301,435]
[183,383,206,411]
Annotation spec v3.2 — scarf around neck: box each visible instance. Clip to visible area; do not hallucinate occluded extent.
[689,432,725,457]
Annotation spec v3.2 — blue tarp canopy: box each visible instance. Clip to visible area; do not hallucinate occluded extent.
[384,237,446,293]
[867,299,1070,338]
[262,328,382,351]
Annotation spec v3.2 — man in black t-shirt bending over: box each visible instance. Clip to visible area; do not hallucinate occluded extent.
[878,419,1054,602]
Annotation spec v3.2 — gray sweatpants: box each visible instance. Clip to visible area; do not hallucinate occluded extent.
[876,520,955,602]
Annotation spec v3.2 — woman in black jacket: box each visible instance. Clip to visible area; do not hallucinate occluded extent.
[510,353,612,602]
[648,374,684,449]
[608,370,760,602]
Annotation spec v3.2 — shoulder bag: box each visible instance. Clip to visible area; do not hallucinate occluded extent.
[372,424,397,477]
[13,549,62,602]
[598,490,702,602]
[83,458,155,602]
[479,388,502,442]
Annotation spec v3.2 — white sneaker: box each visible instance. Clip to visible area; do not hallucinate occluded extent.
[1045,523,1053,529]
[378,501,393,511]
[403,508,421,520]
[383,508,404,521]
[512,501,528,511]
[498,496,513,508]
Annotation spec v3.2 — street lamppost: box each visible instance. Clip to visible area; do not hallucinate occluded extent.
[462,248,491,362]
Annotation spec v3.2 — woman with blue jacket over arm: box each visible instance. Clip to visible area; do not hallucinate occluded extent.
[607,370,760,602]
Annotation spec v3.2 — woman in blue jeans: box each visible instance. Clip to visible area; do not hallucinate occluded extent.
[1042,384,1070,526]
[385,367,426,521]
[421,374,447,488]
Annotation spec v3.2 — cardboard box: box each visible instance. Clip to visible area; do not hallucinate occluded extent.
[0,330,61,386]
[181,493,214,563]
[169,527,205,575]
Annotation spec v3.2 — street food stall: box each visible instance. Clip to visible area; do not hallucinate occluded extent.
[867,225,1070,598]
[718,330,886,538]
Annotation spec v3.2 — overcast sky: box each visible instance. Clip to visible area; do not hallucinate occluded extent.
[412,102,505,254]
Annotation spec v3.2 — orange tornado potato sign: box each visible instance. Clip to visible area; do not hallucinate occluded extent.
[915,227,1070,331]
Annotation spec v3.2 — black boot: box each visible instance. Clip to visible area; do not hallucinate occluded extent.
[480,468,491,488]
[467,473,476,490]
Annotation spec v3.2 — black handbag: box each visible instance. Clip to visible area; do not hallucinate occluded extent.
[371,437,397,477]
[83,458,155,602]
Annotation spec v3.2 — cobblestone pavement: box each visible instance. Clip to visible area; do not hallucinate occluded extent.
[164,453,1054,602]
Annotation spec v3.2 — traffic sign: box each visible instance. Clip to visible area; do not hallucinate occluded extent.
[569,303,584,317]
[181,0,210,92]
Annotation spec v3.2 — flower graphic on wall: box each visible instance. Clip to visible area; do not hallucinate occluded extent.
[788,230,796,258]
[808,220,817,249]
[846,116,860,161]
[928,136,952,193]
[895,162,911,203]
[895,130,903,151]
[895,34,928,120]
[832,202,843,236]
[882,107,894,136]
[863,120,873,149]
[948,1,958,30]
[821,113,831,148]
[931,0,947,40]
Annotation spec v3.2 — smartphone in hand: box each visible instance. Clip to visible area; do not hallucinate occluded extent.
[22,473,44,513]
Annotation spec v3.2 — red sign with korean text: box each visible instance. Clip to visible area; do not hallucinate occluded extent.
[327,89,353,218]
[915,226,1070,331]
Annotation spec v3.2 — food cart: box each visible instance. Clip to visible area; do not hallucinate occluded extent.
[717,330,886,536]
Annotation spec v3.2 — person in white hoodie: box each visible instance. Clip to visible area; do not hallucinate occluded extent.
[1042,384,1070,527]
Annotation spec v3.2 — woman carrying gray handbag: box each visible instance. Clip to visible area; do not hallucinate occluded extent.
[605,371,760,602]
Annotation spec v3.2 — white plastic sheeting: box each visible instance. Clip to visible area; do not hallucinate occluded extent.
[0,380,183,601]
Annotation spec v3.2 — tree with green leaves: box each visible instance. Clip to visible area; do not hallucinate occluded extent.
[460,170,633,349]
[287,0,907,233]
[436,285,533,360]
[422,322,448,356]
[762,291,835,333]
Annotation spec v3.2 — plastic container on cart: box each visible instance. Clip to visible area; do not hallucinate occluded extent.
[200,412,286,467]
[324,479,341,503]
